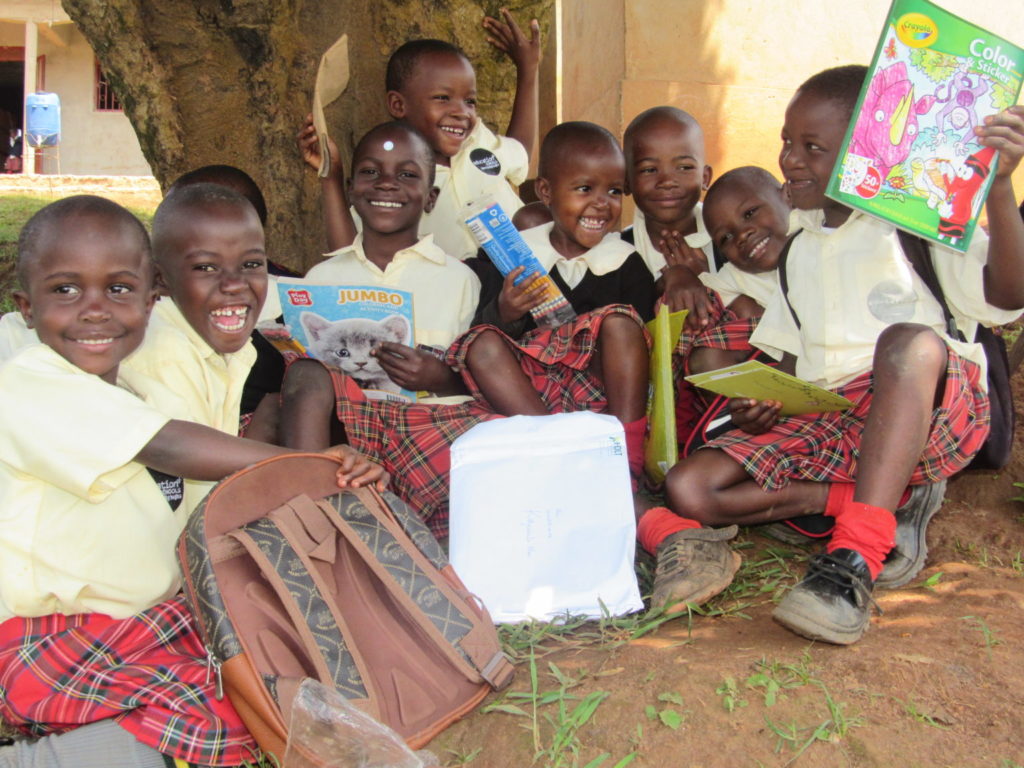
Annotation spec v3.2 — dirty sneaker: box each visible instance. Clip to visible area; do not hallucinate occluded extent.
[651,525,741,614]
[875,480,947,590]
[772,548,878,645]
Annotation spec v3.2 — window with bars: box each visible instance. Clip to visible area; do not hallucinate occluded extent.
[94,59,121,112]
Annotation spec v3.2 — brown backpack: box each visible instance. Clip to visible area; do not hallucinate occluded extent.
[177,453,513,760]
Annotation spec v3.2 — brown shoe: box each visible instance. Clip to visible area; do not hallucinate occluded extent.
[651,525,742,614]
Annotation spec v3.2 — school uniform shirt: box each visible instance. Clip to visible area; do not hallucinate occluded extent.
[305,234,481,404]
[424,121,528,260]
[750,209,1021,389]
[473,223,657,334]
[700,262,777,308]
[0,311,36,361]
[0,345,190,622]
[628,203,718,277]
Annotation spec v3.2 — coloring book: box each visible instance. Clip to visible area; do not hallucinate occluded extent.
[262,280,417,403]
[826,0,1023,252]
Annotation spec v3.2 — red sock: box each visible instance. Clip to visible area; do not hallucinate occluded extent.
[825,482,855,519]
[826,502,896,580]
[622,416,648,483]
[637,507,700,555]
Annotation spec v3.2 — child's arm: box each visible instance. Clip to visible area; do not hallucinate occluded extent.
[136,420,387,489]
[298,114,357,252]
[977,106,1024,309]
[659,231,712,328]
[371,343,468,397]
[483,9,541,159]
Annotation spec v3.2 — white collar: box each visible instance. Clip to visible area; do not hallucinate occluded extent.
[520,223,635,289]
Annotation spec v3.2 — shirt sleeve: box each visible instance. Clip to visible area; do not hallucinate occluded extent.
[931,232,1023,329]
[0,348,171,501]
[495,133,529,187]
[748,287,800,362]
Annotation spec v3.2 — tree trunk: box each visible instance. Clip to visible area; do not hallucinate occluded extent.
[61,0,552,271]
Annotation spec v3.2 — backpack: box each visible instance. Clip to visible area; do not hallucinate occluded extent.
[177,453,514,761]
[777,229,1014,471]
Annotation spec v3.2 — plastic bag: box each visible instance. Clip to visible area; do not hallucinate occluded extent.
[283,678,440,768]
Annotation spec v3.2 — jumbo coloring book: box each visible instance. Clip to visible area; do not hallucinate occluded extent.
[265,280,417,403]
[826,0,1023,252]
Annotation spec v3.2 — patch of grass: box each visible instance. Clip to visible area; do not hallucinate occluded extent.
[960,615,1001,658]
[896,698,952,730]
[745,653,815,707]
[715,676,748,712]
[444,746,483,766]
[644,691,687,731]
[764,680,865,765]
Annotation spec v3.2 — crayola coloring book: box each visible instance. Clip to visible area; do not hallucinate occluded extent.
[826,0,1023,252]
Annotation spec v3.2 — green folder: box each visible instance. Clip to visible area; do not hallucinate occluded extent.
[685,360,854,416]
[644,306,688,483]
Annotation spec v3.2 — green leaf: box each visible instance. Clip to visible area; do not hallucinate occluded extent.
[658,709,683,730]
[657,691,685,706]
[644,704,657,721]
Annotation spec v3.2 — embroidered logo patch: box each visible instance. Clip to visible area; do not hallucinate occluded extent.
[470,148,502,176]
[867,280,916,323]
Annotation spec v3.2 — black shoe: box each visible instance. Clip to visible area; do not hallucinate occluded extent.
[875,481,947,590]
[772,548,878,645]
[759,513,835,546]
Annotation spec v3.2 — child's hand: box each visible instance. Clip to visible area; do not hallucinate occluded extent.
[661,264,711,327]
[660,230,709,274]
[297,113,342,178]
[728,398,781,435]
[483,8,542,76]
[325,444,389,491]
[976,105,1024,177]
[498,266,547,324]
[373,343,452,394]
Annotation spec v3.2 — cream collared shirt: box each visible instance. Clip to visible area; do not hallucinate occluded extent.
[750,209,1022,389]
[305,235,480,404]
[520,223,637,289]
[0,345,191,621]
[700,263,777,309]
[0,311,37,361]
[631,203,716,277]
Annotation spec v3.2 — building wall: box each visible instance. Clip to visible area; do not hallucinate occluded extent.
[560,0,1024,224]
[34,23,151,175]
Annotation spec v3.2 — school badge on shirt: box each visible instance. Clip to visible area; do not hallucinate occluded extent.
[147,468,184,511]
[470,148,502,176]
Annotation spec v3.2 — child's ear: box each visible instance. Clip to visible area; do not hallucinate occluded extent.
[12,290,33,328]
[386,91,406,119]
[424,185,440,214]
[702,165,713,194]
[153,264,172,298]
[535,177,552,207]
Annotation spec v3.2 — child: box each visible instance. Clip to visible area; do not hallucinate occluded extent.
[449,121,655,494]
[622,107,716,327]
[665,66,1024,645]
[126,183,277,454]
[686,165,790,375]
[301,12,541,259]
[0,196,384,767]
[280,122,497,536]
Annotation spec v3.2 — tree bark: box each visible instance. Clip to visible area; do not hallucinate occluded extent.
[61,0,551,271]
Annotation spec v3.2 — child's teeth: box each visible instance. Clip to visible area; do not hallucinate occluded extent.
[370,201,402,208]
[211,307,248,331]
[580,218,604,229]
[78,338,113,345]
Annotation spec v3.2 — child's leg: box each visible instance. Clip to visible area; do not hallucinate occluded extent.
[589,313,649,422]
[279,359,347,449]
[666,449,830,527]
[774,324,950,645]
[463,329,548,416]
[688,346,752,376]
[0,719,165,768]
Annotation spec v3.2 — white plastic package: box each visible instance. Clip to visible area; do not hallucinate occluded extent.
[448,412,643,622]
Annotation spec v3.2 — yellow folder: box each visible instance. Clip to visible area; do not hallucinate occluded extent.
[684,360,853,416]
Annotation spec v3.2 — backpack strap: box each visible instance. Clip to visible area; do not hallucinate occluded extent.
[775,229,803,329]
[895,230,967,342]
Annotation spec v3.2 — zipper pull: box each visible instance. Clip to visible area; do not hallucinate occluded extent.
[205,648,224,700]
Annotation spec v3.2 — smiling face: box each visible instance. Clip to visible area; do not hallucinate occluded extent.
[537,141,626,259]
[15,212,155,384]
[779,89,851,227]
[387,51,477,164]
[156,202,268,354]
[704,178,790,274]
[626,116,711,233]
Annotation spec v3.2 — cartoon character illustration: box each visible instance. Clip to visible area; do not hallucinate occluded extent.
[849,62,936,182]
[910,156,950,209]
[936,145,995,245]
[932,63,989,155]
[884,37,897,60]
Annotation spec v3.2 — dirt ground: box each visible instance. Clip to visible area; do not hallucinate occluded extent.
[431,375,1024,768]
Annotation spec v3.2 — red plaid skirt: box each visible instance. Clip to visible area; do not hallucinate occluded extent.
[707,349,990,491]
[329,369,501,538]
[0,596,255,766]
[446,304,649,414]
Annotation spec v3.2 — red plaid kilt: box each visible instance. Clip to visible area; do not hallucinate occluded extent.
[329,370,501,538]
[706,349,990,491]
[671,288,729,366]
[0,596,255,766]
[446,304,650,414]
